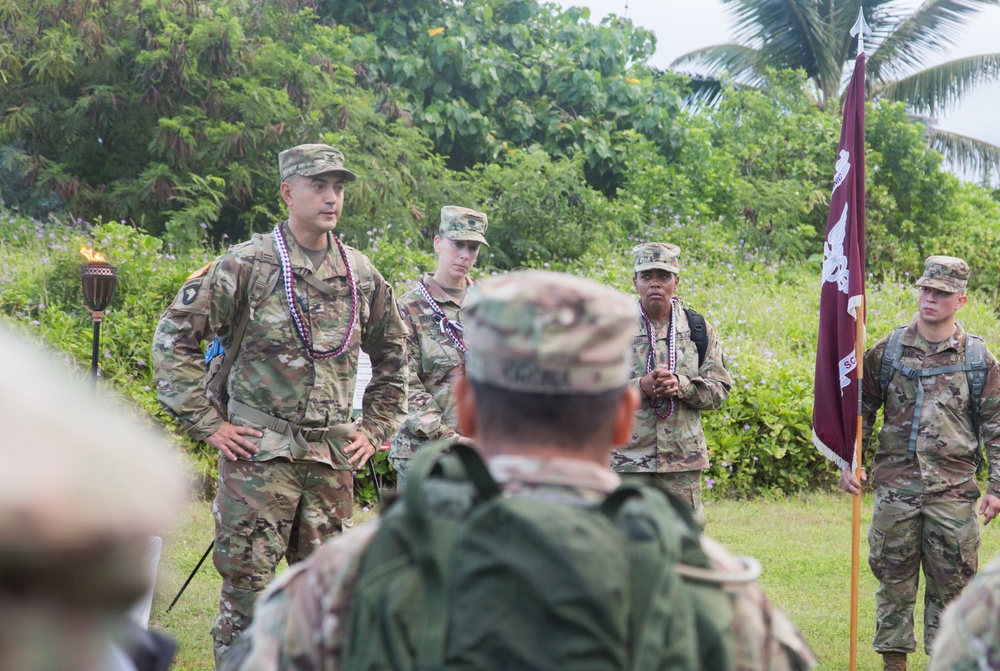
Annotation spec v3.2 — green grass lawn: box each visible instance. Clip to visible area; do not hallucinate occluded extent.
[149,492,1000,670]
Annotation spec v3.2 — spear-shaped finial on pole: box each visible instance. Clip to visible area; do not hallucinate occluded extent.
[850,7,872,55]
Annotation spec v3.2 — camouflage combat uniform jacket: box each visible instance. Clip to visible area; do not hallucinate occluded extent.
[228,454,815,671]
[153,223,408,468]
[613,303,733,473]
[861,322,1000,498]
[389,274,468,461]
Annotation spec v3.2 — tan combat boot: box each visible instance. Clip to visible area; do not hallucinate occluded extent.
[882,652,906,671]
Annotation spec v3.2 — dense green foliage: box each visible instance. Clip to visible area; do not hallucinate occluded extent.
[327,0,686,192]
[3,0,1000,501]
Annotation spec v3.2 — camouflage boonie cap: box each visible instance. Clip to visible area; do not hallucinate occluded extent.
[440,205,489,246]
[633,242,680,274]
[916,255,969,293]
[279,144,357,182]
[464,271,638,394]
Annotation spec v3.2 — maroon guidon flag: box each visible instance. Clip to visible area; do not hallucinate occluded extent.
[812,53,867,471]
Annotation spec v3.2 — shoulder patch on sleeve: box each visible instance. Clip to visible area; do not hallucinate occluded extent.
[186,263,211,281]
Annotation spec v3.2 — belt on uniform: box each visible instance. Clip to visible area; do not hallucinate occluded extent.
[228,399,356,460]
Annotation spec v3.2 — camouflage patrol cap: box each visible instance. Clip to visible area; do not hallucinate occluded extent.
[0,327,186,619]
[916,255,969,293]
[464,271,638,394]
[633,242,680,274]
[440,205,489,246]
[279,144,357,183]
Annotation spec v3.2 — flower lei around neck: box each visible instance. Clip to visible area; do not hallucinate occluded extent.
[273,223,357,361]
[417,279,468,354]
[639,297,677,419]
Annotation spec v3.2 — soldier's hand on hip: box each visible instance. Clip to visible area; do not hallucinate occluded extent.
[839,467,866,495]
[344,431,376,468]
[979,494,1000,525]
[206,421,262,462]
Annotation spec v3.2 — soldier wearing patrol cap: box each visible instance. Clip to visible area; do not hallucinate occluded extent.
[0,326,186,671]
[840,255,1000,671]
[389,205,489,485]
[611,242,733,528]
[153,143,408,664]
[224,271,815,671]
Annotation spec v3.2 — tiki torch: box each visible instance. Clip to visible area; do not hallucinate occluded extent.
[80,247,118,389]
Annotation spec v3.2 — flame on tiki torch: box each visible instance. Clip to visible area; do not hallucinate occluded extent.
[79,246,108,264]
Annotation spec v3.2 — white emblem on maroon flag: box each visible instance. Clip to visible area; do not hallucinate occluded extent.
[822,204,850,294]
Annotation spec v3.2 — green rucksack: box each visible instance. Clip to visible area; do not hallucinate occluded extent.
[343,442,735,671]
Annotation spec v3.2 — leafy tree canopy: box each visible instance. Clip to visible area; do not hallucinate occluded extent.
[0,0,459,244]
[325,0,688,194]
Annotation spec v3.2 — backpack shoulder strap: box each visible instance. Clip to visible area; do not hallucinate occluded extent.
[349,246,374,289]
[879,326,908,399]
[964,334,988,443]
[247,232,280,311]
[601,484,707,671]
[684,308,708,369]
[207,233,279,401]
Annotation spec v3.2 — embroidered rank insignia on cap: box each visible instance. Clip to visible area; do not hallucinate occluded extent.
[186,263,211,281]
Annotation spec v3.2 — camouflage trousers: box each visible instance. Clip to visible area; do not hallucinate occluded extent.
[868,487,980,655]
[390,455,414,489]
[211,457,353,666]
[622,470,706,529]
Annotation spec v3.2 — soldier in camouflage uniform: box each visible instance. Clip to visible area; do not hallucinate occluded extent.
[152,144,408,665]
[612,242,733,528]
[388,205,488,485]
[840,256,1000,671]
[0,326,185,671]
[927,550,1000,671]
[224,271,814,671]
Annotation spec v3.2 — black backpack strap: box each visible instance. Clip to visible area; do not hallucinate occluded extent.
[965,335,987,445]
[684,308,708,369]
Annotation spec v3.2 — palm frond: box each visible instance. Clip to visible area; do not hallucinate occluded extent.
[678,76,727,108]
[670,43,762,82]
[869,0,999,79]
[722,0,829,75]
[877,53,1000,115]
[926,126,1000,176]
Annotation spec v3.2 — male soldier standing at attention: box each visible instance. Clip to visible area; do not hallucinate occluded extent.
[612,242,733,528]
[840,256,1000,671]
[389,205,488,486]
[224,271,815,671]
[153,144,408,665]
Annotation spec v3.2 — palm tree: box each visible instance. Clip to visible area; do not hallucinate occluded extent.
[671,0,1000,177]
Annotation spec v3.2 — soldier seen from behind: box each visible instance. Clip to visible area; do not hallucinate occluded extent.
[152,144,408,665]
[840,255,1000,671]
[0,326,186,671]
[388,205,488,486]
[612,242,733,528]
[927,548,1000,670]
[224,270,814,671]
